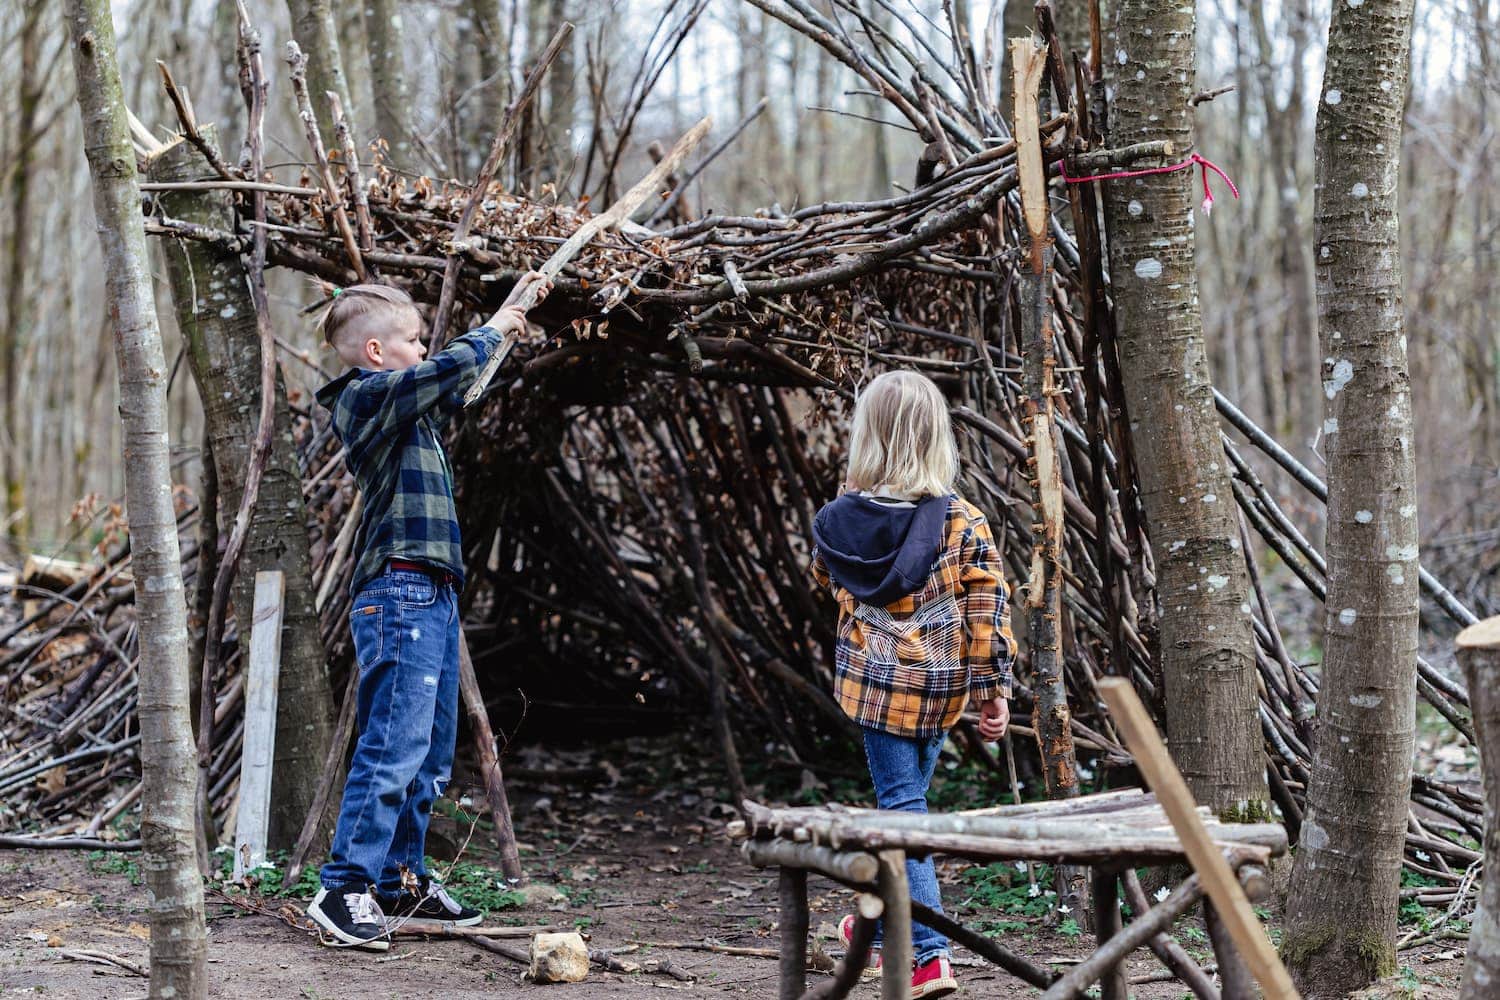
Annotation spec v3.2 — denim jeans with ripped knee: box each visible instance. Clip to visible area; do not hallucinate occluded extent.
[321,569,460,894]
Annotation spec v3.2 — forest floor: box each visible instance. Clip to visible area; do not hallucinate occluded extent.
[0,732,1470,999]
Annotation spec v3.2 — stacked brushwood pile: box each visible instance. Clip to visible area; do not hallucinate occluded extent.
[0,0,1482,913]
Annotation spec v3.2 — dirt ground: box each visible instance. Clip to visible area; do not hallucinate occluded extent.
[0,737,1470,999]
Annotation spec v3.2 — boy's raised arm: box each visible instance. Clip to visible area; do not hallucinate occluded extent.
[347,328,501,441]
[347,272,551,437]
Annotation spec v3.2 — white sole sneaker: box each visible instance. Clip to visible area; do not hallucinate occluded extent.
[308,889,391,951]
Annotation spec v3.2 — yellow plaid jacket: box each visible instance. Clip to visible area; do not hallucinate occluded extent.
[811,496,1016,738]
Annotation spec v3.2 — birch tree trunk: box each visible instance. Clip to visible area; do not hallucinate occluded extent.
[364,0,411,167]
[470,0,510,152]
[148,129,339,853]
[542,0,574,182]
[285,0,354,142]
[3,0,43,541]
[65,1,207,995]
[1104,0,1267,817]
[1283,1,1419,994]
[1457,617,1500,1000]
[1051,0,1092,59]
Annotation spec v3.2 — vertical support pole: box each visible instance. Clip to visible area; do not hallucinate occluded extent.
[457,633,523,881]
[233,570,284,880]
[1093,865,1126,1000]
[1458,617,1500,998]
[1206,901,1254,1000]
[877,849,912,1000]
[778,867,808,1000]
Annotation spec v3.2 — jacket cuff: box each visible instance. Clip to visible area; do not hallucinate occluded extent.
[969,671,1012,705]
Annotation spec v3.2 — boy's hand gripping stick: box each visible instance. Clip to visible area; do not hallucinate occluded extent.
[462,116,713,408]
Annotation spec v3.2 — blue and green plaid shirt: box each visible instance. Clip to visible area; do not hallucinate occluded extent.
[315,326,501,596]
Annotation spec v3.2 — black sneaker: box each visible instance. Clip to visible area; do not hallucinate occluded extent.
[379,875,483,927]
[308,883,390,951]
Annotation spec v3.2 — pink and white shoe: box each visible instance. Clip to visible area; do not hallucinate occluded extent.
[837,913,882,976]
[911,955,960,998]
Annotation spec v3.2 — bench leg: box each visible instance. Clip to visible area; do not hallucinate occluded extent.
[877,849,912,1000]
[1093,866,1127,1000]
[1205,901,1253,1000]
[779,867,808,1000]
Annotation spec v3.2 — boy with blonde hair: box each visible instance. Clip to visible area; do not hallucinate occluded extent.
[307,273,548,950]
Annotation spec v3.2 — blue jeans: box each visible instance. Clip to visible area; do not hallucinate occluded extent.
[321,570,460,894]
[862,728,949,964]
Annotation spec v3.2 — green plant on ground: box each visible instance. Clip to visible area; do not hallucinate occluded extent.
[975,917,1028,935]
[955,862,1057,919]
[436,859,527,912]
[86,850,142,886]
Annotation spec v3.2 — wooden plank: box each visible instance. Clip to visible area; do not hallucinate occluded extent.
[233,570,284,881]
[462,116,714,407]
[1097,677,1299,1000]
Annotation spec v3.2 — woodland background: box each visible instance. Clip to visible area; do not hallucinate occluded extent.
[2,0,1496,626]
[1,0,1498,997]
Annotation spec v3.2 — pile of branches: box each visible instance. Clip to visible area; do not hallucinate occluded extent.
[0,0,1483,912]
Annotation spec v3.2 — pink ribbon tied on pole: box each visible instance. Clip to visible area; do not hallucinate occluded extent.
[1058,152,1241,216]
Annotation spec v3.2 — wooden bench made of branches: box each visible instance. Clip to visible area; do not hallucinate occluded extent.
[732,789,1288,1000]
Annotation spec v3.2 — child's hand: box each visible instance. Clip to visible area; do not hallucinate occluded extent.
[502,270,551,310]
[489,271,550,339]
[977,696,1009,741]
[491,303,530,339]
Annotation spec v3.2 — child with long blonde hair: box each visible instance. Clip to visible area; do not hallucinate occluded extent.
[811,370,1016,998]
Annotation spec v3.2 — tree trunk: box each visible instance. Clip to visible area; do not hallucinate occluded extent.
[149,129,338,853]
[1012,36,1078,804]
[540,0,574,183]
[364,0,411,167]
[285,0,354,142]
[1457,617,1500,1000]
[4,0,43,542]
[65,1,208,996]
[1283,1,1418,995]
[1051,1,1092,61]
[470,0,510,154]
[1013,34,1084,917]
[1248,2,1320,462]
[1104,0,1267,817]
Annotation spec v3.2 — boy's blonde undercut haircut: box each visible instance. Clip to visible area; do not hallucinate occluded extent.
[845,370,957,498]
[318,284,420,357]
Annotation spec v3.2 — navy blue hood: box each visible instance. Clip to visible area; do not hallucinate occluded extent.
[812,493,951,606]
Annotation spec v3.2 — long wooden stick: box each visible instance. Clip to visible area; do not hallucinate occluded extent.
[1097,678,1299,1000]
[430,22,574,349]
[461,116,713,407]
[457,632,523,881]
[286,40,365,281]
